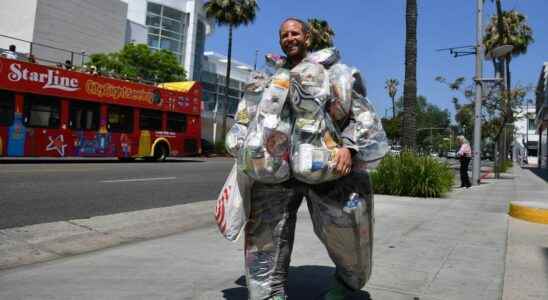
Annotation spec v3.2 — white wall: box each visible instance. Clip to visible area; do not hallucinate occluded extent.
[0,0,38,54]
[32,0,128,65]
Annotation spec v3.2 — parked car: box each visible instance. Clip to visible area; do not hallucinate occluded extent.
[390,145,402,155]
[446,150,457,159]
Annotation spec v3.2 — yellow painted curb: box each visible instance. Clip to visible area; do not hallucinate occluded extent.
[509,201,548,225]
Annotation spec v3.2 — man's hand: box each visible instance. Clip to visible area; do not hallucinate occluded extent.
[333,147,352,176]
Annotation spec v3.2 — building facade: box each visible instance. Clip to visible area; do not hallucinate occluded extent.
[122,0,210,80]
[513,104,538,165]
[0,0,209,80]
[535,62,548,169]
[199,51,253,144]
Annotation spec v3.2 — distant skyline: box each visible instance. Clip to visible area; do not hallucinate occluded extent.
[203,0,547,124]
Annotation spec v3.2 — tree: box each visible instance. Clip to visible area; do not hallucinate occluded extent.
[402,0,418,150]
[89,43,186,83]
[204,0,259,142]
[484,7,534,90]
[437,76,529,176]
[307,18,335,51]
[394,95,451,153]
[385,79,399,119]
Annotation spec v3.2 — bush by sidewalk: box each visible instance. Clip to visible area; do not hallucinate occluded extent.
[495,159,513,173]
[371,151,454,198]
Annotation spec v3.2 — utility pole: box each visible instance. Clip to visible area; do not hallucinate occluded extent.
[253,49,258,71]
[472,0,484,185]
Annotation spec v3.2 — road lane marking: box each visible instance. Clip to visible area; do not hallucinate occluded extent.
[100,177,177,183]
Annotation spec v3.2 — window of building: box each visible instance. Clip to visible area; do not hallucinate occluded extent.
[528,118,535,131]
[140,109,163,130]
[108,105,133,133]
[24,94,60,128]
[0,90,15,126]
[167,112,186,132]
[146,3,188,64]
[69,101,99,131]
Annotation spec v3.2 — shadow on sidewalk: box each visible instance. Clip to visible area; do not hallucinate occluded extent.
[221,265,371,299]
[525,167,548,183]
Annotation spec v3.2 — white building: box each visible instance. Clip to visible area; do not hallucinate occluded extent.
[199,51,253,144]
[513,104,539,165]
[0,0,210,80]
[535,62,548,169]
[122,0,211,80]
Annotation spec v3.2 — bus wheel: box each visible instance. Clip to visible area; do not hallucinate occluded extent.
[154,144,169,162]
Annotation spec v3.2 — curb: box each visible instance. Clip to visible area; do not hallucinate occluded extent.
[508,201,548,225]
[0,200,217,271]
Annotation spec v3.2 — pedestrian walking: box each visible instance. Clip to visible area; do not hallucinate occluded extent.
[222,18,388,300]
[457,135,472,188]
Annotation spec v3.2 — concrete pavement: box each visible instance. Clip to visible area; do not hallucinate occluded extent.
[0,166,547,299]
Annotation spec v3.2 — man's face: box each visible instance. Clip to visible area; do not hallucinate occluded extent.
[279,20,308,62]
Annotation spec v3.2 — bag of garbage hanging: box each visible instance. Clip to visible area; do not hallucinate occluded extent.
[215,163,252,241]
[238,69,292,184]
[289,61,342,184]
[225,71,268,156]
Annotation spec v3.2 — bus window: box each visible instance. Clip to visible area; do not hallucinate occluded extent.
[24,94,60,128]
[108,105,133,133]
[167,112,186,132]
[140,109,162,131]
[0,90,15,126]
[69,101,100,131]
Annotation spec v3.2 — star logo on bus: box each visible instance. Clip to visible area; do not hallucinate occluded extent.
[46,134,67,156]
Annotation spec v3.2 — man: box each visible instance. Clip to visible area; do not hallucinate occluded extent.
[2,45,17,60]
[226,18,388,300]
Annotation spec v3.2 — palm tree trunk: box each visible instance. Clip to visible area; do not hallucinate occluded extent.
[402,0,417,150]
[391,95,396,119]
[220,25,233,147]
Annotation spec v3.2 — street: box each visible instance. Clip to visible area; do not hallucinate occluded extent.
[0,157,234,229]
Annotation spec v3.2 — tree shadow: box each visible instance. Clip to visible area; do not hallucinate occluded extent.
[221,265,371,300]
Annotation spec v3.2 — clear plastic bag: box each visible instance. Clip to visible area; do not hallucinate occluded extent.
[238,69,292,183]
[289,61,342,184]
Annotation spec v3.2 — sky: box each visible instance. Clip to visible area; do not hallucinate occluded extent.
[202,0,548,123]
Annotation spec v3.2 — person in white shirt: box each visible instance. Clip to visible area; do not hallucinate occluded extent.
[456,135,472,188]
[2,45,18,60]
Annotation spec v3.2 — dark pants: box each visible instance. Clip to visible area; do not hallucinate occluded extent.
[459,156,471,187]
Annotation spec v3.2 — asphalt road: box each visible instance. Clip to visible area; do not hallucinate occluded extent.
[0,157,234,229]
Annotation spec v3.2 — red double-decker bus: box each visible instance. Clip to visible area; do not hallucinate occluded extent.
[0,56,201,161]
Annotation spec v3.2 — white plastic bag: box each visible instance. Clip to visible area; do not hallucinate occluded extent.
[214,163,251,241]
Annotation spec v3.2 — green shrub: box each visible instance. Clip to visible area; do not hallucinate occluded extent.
[496,160,513,173]
[371,151,454,198]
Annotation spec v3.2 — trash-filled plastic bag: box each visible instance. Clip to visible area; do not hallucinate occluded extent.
[215,163,252,241]
[226,71,268,156]
[289,61,342,184]
[238,69,292,183]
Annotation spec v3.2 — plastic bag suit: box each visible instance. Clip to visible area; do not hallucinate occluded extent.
[224,48,388,299]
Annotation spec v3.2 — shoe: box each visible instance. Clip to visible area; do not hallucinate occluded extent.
[324,279,352,300]
[269,295,286,300]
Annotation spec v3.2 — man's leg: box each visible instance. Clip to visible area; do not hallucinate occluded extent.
[245,181,303,300]
[305,172,374,295]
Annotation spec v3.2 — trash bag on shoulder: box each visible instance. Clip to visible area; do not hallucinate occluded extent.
[289,61,342,184]
[238,69,292,183]
[226,71,268,157]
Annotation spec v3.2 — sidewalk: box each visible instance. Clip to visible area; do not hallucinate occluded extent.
[0,167,546,300]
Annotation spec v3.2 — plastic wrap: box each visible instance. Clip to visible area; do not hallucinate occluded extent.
[238,69,292,183]
[288,61,342,184]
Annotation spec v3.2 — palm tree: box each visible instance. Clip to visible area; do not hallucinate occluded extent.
[402,0,417,150]
[385,79,399,119]
[204,0,259,143]
[307,18,335,51]
[483,7,534,89]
